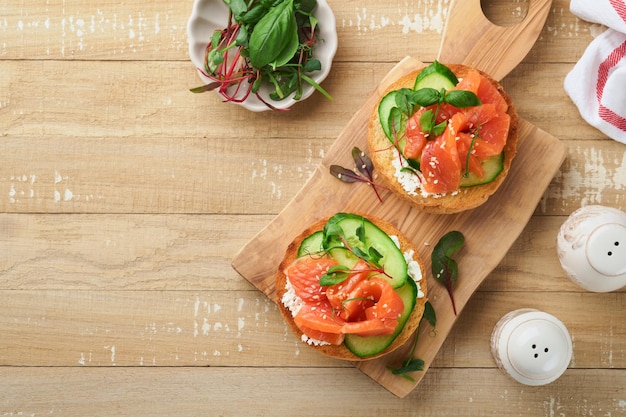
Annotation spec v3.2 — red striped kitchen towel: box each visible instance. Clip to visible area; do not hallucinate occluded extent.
[564,0,626,144]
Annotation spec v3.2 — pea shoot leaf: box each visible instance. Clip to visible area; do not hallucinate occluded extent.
[387,301,436,381]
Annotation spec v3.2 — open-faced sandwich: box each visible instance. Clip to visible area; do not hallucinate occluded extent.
[367,61,519,214]
[276,212,427,360]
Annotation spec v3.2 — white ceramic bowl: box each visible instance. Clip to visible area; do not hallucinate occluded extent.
[187,0,337,112]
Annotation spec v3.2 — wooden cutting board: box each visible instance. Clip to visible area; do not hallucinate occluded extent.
[231,55,567,397]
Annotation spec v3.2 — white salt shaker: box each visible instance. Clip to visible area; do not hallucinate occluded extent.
[491,309,572,386]
[557,205,626,292]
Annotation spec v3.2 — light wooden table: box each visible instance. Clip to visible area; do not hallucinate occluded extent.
[1,0,624,415]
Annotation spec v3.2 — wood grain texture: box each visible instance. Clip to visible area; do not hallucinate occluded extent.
[0,61,608,141]
[1,290,623,369]
[232,56,567,396]
[1,0,625,413]
[0,0,592,64]
[1,213,624,293]
[439,0,551,80]
[1,368,625,416]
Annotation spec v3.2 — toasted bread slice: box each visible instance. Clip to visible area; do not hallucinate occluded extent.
[275,215,427,361]
[367,64,519,214]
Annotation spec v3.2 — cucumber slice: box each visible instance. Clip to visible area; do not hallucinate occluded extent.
[460,152,505,187]
[413,61,458,90]
[322,213,408,288]
[378,90,407,144]
[297,230,324,257]
[414,72,456,91]
[344,278,418,358]
[379,62,459,154]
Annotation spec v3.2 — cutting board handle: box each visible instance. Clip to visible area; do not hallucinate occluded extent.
[438,0,553,81]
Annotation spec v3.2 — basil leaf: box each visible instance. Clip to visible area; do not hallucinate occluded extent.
[431,120,447,137]
[270,14,299,68]
[419,109,435,132]
[445,90,481,108]
[240,4,267,25]
[249,0,297,68]
[407,88,441,107]
[262,0,282,7]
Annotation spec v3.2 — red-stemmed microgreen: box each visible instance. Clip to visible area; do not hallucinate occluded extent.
[330,147,386,202]
[432,230,465,316]
[388,300,436,381]
[190,0,332,110]
[319,265,352,286]
[463,125,481,178]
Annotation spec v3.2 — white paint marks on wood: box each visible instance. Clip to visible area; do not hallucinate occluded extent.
[194,295,224,337]
[251,159,284,200]
[542,396,564,417]
[103,345,116,365]
[3,170,102,205]
[4,9,180,58]
[542,146,626,212]
[344,1,449,35]
[53,171,73,203]
[6,174,36,204]
[545,6,597,39]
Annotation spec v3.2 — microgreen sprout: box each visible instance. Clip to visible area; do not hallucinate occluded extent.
[387,301,436,381]
[432,230,465,315]
[190,0,332,110]
[330,147,387,202]
[319,217,392,286]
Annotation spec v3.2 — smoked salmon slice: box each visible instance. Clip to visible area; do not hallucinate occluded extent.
[284,258,405,344]
[403,70,511,192]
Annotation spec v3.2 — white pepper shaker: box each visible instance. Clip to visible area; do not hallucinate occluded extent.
[491,309,572,386]
[557,205,626,292]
